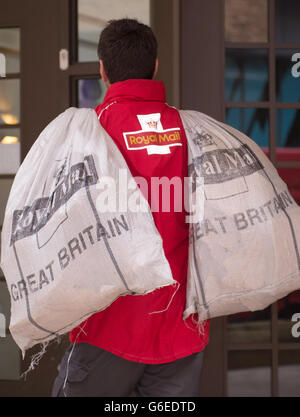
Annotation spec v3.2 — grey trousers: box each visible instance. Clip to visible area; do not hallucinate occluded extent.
[52,343,204,397]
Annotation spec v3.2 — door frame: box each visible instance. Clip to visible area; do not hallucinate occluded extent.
[180,0,227,397]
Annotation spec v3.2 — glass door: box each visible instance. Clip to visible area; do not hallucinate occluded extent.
[58,0,180,110]
[0,24,22,384]
[58,0,151,111]
[225,0,300,397]
[181,0,300,397]
[0,0,69,397]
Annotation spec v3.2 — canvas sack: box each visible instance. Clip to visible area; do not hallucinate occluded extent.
[0,108,175,354]
[181,110,300,322]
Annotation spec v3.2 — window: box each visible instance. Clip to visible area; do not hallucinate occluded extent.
[66,0,151,109]
[0,27,21,381]
[77,0,150,62]
[0,28,21,174]
[224,0,300,396]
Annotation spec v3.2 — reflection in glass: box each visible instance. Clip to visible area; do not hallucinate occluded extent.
[226,108,269,148]
[225,0,268,43]
[276,109,300,148]
[228,350,272,397]
[77,78,106,108]
[0,79,20,124]
[279,350,300,397]
[1,136,18,144]
[0,281,11,327]
[277,168,300,206]
[0,231,3,277]
[0,335,20,380]
[226,49,269,102]
[78,0,150,62]
[228,307,271,344]
[1,114,19,125]
[0,179,13,225]
[0,28,20,74]
[0,128,20,174]
[277,291,300,343]
[275,0,300,43]
[0,175,11,277]
[276,50,300,102]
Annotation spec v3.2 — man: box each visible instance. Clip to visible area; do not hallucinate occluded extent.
[52,18,209,398]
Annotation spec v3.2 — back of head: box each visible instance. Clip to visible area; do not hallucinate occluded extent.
[97,18,158,84]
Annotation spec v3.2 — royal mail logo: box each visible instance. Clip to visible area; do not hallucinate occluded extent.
[146,120,158,130]
[10,155,99,245]
[124,130,182,155]
[123,113,183,155]
[188,144,263,200]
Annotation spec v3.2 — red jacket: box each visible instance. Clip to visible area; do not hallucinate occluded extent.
[70,79,209,364]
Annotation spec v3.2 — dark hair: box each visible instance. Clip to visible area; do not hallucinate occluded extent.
[98,18,158,84]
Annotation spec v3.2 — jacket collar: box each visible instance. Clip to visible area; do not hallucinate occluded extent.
[101,79,166,106]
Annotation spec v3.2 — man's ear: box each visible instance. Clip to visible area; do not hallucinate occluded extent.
[153,58,159,79]
[100,60,110,87]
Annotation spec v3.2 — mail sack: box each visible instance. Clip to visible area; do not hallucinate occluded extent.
[181,110,300,323]
[0,108,175,354]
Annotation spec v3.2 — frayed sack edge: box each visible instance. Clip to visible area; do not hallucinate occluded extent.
[19,283,181,379]
[21,337,63,380]
[183,302,209,336]
[183,313,208,336]
[190,314,208,336]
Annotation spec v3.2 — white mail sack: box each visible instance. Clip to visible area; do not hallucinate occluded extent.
[0,108,175,354]
[180,110,300,322]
